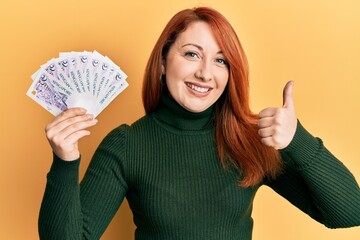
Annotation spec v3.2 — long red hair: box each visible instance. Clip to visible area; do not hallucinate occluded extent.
[142,7,282,187]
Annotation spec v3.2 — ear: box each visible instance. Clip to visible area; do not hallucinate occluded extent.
[161,58,165,75]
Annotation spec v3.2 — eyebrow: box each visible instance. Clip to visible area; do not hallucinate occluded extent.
[181,43,223,54]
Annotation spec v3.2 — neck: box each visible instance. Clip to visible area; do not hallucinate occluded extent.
[152,91,215,131]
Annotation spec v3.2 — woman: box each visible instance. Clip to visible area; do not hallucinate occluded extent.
[39,7,360,239]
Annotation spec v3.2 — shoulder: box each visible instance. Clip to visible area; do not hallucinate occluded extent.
[94,116,152,163]
[102,114,154,142]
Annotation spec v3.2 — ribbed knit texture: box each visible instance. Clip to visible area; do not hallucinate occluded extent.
[39,93,360,239]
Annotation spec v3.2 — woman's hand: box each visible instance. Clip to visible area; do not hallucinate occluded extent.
[258,81,297,150]
[45,108,98,161]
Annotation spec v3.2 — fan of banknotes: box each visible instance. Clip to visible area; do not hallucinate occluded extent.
[27,51,128,117]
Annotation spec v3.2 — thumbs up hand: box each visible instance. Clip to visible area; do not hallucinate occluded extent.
[258,81,298,150]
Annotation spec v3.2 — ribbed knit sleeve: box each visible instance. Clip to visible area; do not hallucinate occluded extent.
[265,121,360,228]
[38,125,129,239]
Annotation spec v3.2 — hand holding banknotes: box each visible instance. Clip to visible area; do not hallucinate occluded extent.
[27,50,128,160]
[45,107,97,161]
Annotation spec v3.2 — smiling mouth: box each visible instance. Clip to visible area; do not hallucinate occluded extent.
[186,82,211,93]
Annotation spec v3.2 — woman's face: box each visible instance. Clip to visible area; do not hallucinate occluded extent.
[163,21,229,112]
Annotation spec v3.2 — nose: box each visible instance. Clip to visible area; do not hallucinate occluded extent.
[195,60,212,81]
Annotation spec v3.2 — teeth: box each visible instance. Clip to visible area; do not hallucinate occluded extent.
[186,83,209,93]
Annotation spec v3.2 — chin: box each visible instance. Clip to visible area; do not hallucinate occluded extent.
[184,105,209,113]
[180,99,213,113]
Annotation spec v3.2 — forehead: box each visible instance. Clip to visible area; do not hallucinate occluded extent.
[174,21,220,50]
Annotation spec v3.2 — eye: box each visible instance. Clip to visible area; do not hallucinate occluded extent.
[184,51,200,59]
[216,58,228,66]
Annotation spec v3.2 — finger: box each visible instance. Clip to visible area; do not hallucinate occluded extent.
[46,113,94,139]
[258,116,274,129]
[64,130,91,145]
[282,80,294,109]
[258,126,275,138]
[46,108,88,130]
[260,136,276,148]
[258,107,277,118]
[52,118,97,142]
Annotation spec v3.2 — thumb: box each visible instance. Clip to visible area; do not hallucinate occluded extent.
[282,80,295,109]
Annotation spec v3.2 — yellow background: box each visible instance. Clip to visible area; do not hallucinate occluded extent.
[0,0,359,239]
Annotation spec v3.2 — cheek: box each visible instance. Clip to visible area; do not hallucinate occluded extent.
[165,61,192,87]
[164,58,179,83]
[164,68,182,98]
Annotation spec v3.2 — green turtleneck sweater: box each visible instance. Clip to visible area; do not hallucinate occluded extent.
[39,93,360,239]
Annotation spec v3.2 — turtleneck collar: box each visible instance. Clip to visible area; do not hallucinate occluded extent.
[152,90,215,131]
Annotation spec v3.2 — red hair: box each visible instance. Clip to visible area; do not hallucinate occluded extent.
[142,7,282,187]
